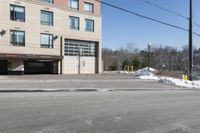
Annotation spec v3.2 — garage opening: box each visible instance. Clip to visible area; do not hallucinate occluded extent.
[24,60,58,74]
[0,60,8,75]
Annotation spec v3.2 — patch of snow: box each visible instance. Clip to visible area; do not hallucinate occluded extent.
[135,67,200,89]
[139,72,160,80]
[149,67,157,72]
[104,71,119,74]
[134,67,157,75]
[119,71,129,74]
[104,71,130,74]
[134,67,159,80]
[105,67,200,89]
[160,77,200,89]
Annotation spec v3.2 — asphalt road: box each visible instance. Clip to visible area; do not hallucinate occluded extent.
[0,90,200,133]
[0,74,183,90]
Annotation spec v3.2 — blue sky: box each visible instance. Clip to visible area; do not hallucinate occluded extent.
[101,0,200,50]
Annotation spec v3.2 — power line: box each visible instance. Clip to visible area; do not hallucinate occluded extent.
[95,0,200,37]
[193,32,200,37]
[142,0,188,19]
[142,0,200,28]
[194,22,200,28]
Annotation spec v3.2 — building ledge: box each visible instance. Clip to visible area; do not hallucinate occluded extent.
[0,53,63,60]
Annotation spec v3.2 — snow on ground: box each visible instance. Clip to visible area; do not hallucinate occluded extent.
[160,77,200,89]
[104,67,200,89]
[136,67,200,89]
[134,67,159,80]
[104,71,129,74]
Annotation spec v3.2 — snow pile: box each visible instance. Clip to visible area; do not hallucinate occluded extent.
[135,67,200,89]
[135,67,160,80]
[160,77,200,89]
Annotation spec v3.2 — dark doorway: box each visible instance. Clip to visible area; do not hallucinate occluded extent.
[24,60,58,74]
[0,60,8,75]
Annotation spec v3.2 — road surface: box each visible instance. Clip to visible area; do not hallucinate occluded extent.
[0,90,200,133]
[0,74,183,91]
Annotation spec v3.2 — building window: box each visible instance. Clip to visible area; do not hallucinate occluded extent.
[41,10,53,26]
[69,16,79,30]
[40,0,54,4]
[84,2,94,13]
[69,0,79,10]
[85,19,94,32]
[10,30,25,46]
[10,5,25,22]
[40,33,53,48]
[64,40,97,57]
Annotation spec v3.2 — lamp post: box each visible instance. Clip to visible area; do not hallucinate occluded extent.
[78,48,82,74]
[60,36,63,75]
[147,44,151,71]
[188,0,193,81]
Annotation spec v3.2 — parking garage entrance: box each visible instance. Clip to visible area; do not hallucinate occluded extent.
[0,53,62,75]
[24,60,58,74]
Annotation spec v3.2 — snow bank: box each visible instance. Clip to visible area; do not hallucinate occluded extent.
[160,77,200,89]
[139,72,160,80]
[134,67,156,74]
[104,67,200,89]
[135,67,200,89]
[134,67,160,80]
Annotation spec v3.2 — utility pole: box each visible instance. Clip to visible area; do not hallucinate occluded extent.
[188,0,193,81]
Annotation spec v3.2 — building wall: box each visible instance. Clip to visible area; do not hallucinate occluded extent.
[0,0,102,74]
[0,0,65,56]
[79,0,101,16]
[64,6,102,73]
[51,0,101,16]
[54,0,68,8]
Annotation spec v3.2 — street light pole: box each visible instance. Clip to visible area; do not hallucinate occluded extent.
[147,44,151,71]
[188,0,193,81]
[60,36,63,75]
[78,49,81,74]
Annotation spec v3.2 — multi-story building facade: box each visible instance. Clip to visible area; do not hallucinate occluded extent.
[0,0,102,75]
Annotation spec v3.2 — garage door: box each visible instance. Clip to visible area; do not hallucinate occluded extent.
[64,40,97,74]
[63,56,96,74]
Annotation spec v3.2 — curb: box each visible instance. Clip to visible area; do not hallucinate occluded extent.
[0,89,67,93]
[0,88,198,93]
